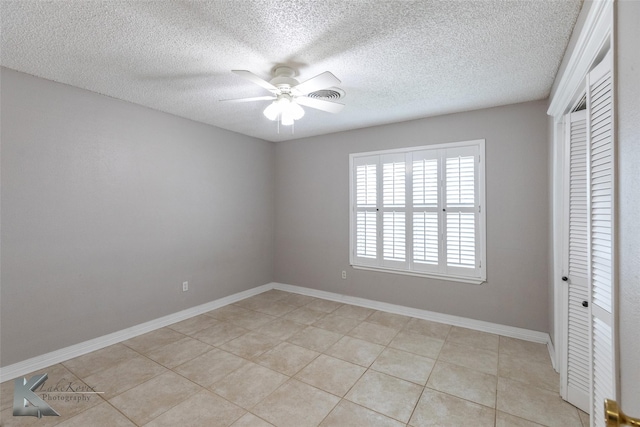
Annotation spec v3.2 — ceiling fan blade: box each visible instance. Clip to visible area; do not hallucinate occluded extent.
[232,70,278,92]
[219,96,276,103]
[296,96,345,114]
[293,71,341,95]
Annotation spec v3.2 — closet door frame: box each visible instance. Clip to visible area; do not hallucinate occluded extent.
[548,0,615,418]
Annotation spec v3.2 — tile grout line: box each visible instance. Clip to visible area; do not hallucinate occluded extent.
[4,290,567,427]
[201,294,330,426]
[226,298,368,425]
[108,348,204,426]
[51,354,155,427]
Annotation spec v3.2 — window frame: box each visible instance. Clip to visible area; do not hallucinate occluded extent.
[349,139,486,284]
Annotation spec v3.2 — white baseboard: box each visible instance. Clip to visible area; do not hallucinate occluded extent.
[0,283,272,382]
[272,282,552,345]
[1,281,554,382]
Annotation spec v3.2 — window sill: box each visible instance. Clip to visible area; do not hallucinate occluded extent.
[351,264,486,285]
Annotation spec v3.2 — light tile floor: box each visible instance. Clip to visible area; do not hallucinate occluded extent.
[0,290,589,427]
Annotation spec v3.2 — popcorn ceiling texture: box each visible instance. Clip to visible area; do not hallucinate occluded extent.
[0,0,582,142]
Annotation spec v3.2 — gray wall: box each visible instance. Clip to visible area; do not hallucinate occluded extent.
[616,0,640,410]
[0,69,275,366]
[275,100,550,332]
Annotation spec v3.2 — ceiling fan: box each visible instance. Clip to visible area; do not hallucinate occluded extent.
[221,66,345,127]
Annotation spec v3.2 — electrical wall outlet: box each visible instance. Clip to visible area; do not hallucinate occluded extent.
[341,270,347,279]
[182,281,188,292]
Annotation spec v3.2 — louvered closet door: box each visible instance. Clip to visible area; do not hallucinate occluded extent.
[587,50,616,427]
[564,109,590,412]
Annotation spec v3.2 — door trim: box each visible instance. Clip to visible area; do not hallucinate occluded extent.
[548,0,614,410]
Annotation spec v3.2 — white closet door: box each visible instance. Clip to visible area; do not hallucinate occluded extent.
[564,109,590,412]
[587,50,616,427]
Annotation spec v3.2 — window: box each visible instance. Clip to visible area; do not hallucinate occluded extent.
[350,139,486,284]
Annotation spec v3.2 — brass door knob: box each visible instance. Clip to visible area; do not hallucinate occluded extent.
[605,399,640,427]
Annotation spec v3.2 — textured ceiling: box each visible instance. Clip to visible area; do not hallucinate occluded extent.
[1,1,582,142]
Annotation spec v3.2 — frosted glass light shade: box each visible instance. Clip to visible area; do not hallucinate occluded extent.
[288,102,305,120]
[263,97,305,125]
[263,102,280,121]
[281,112,294,126]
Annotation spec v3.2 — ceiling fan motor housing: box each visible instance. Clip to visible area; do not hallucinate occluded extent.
[270,66,299,89]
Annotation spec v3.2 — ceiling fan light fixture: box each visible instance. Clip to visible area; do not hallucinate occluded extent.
[229,67,341,130]
[263,101,280,121]
[281,112,294,126]
[288,101,305,120]
[263,95,305,125]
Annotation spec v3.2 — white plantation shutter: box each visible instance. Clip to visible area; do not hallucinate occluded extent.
[356,163,377,206]
[382,159,406,207]
[381,154,408,268]
[356,211,377,258]
[413,212,439,265]
[383,212,406,261]
[350,140,485,282]
[412,152,440,271]
[412,157,438,206]
[564,109,590,412]
[444,147,480,276]
[446,212,476,267]
[586,51,616,427]
[354,156,379,265]
[445,155,476,207]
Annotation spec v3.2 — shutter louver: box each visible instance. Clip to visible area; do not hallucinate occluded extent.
[354,160,378,262]
[356,211,377,258]
[445,153,477,270]
[446,212,475,268]
[446,156,475,207]
[413,212,438,265]
[356,164,377,207]
[413,157,439,267]
[383,212,406,261]
[413,159,438,206]
[383,161,405,207]
[382,158,406,263]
